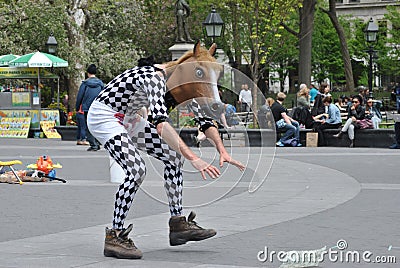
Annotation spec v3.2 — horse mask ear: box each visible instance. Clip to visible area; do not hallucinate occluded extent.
[193,41,201,57]
[209,43,217,56]
[193,41,217,57]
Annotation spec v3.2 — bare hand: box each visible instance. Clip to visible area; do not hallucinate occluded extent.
[219,152,245,172]
[190,158,221,180]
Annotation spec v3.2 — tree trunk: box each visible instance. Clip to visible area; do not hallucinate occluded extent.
[232,2,241,67]
[65,0,88,111]
[251,0,259,114]
[298,0,316,86]
[322,0,355,91]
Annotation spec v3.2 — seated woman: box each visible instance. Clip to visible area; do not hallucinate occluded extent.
[292,84,314,129]
[311,82,331,116]
[314,96,342,146]
[333,95,366,148]
[365,98,382,129]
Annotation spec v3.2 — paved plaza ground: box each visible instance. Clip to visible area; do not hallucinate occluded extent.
[0,138,399,267]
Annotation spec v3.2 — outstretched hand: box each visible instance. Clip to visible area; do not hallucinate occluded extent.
[190,158,221,180]
[219,152,245,171]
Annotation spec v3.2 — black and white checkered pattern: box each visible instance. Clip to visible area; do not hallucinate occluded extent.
[131,121,184,216]
[96,66,168,119]
[96,65,223,230]
[104,132,147,230]
[104,122,184,229]
[188,99,217,132]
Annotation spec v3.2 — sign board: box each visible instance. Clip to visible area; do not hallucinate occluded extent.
[0,109,60,128]
[40,121,61,139]
[12,92,31,107]
[0,117,31,138]
[0,67,58,79]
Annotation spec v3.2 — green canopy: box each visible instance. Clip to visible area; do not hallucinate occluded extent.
[0,54,20,66]
[9,51,68,68]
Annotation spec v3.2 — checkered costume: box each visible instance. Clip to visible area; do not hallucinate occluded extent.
[87,66,215,230]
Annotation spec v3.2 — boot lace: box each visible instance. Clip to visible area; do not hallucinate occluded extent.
[117,224,137,249]
[186,211,204,230]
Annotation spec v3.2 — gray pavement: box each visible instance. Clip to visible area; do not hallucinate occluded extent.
[0,138,399,267]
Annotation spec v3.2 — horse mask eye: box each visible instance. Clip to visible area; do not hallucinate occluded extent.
[195,68,204,78]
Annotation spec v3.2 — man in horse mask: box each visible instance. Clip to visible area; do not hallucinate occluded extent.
[87,42,245,259]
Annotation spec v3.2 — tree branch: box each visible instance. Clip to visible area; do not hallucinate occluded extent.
[280,21,299,38]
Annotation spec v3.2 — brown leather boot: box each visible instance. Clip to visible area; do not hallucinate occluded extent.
[169,211,216,246]
[103,224,142,259]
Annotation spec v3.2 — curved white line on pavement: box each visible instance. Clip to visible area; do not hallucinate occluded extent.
[0,158,360,268]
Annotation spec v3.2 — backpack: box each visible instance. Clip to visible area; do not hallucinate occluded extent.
[292,107,314,129]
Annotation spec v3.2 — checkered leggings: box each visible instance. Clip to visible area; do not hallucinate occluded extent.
[104,122,184,230]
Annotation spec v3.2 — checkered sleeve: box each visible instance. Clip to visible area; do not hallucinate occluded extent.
[145,73,169,126]
[188,99,217,132]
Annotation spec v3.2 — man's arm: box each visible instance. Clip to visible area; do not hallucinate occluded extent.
[282,112,292,125]
[75,83,85,111]
[156,122,220,179]
[238,90,243,103]
[203,126,245,171]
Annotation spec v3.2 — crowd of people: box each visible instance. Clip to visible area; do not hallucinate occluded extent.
[260,83,397,148]
[73,70,399,150]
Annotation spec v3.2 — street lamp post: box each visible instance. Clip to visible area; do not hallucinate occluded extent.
[202,7,225,44]
[364,18,378,99]
[45,32,58,104]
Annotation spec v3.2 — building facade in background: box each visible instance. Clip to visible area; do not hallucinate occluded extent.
[336,0,400,89]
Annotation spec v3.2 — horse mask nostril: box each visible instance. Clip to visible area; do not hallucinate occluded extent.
[211,102,220,112]
[199,101,224,119]
[210,101,224,115]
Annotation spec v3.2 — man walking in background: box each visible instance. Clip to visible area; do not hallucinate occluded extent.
[76,64,104,151]
[238,83,252,112]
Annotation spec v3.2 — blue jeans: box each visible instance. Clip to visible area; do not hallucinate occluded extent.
[397,96,400,113]
[395,122,400,145]
[76,112,87,141]
[278,121,300,143]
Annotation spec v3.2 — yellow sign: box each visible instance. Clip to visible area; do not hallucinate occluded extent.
[40,121,61,139]
[0,67,57,79]
[0,109,59,128]
[12,92,31,107]
[0,117,31,138]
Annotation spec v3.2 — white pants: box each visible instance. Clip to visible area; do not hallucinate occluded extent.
[372,116,381,129]
[341,118,355,140]
[87,101,127,145]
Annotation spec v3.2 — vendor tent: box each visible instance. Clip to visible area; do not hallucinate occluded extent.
[9,52,68,68]
[8,52,68,108]
[0,54,19,66]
